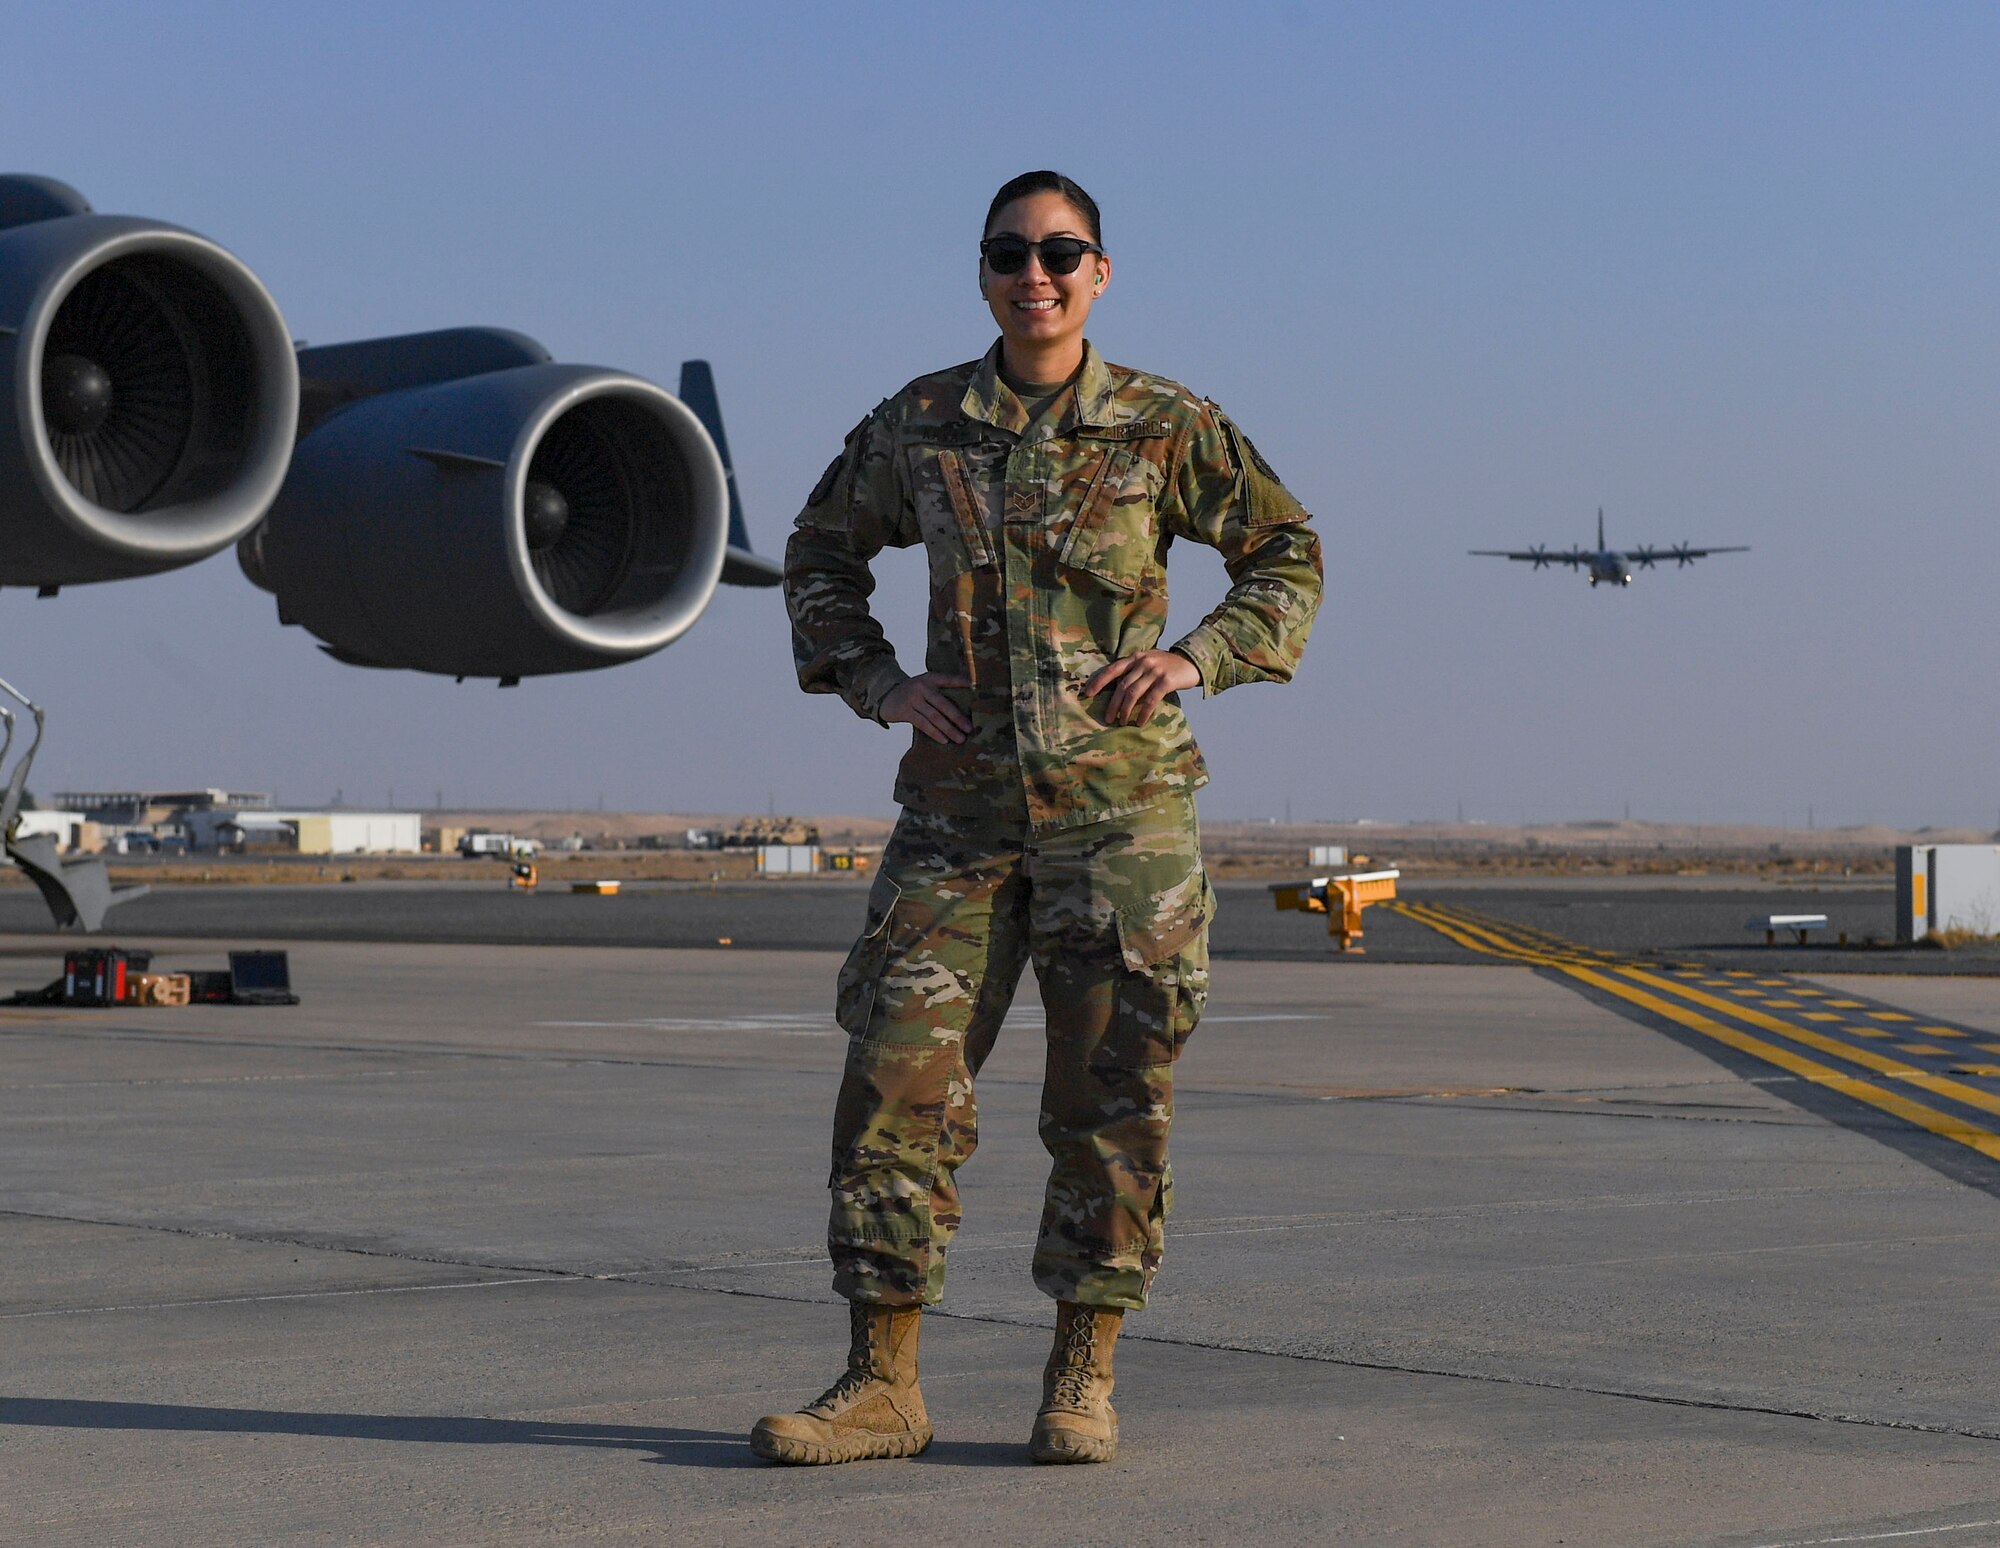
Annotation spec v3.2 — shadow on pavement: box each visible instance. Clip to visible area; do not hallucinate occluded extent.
[1,1397,1042,1471]
[0,1397,753,1469]
[915,1438,1033,1468]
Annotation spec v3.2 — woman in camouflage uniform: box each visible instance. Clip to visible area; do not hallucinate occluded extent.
[754,170,1321,1466]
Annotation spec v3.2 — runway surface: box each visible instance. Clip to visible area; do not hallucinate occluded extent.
[2,874,1991,975]
[5,933,2000,1544]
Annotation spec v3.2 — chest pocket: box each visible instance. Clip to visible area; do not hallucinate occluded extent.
[911,436,999,575]
[1057,427,1170,594]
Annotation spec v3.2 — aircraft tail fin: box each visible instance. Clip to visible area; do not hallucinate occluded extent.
[678,360,781,587]
[1597,507,1605,551]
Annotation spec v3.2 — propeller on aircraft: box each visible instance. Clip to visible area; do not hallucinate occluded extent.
[1469,517,1747,583]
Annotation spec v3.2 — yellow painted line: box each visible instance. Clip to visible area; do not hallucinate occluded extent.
[1789,988,1825,997]
[1393,902,2000,1166]
[1801,1012,1843,1022]
[1917,1026,1967,1038]
[1398,905,1556,963]
[1391,902,1490,944]
[1559,964,2000,1165]
[1894,1043,1952,1056]
[1954,1065,2000,1078]
[1615,967,2000,1123]
[1755,979,1789,987]
[1842,1027,1890,1039]
[1867,1011,1916,1023]
[1395,905,1535,962]
[1981,1043,2000,1056]
[1825,999,1865,1008]
[1423,908,1600,968]
[1420,905,2000,1119]
[1764,999,1802,1008]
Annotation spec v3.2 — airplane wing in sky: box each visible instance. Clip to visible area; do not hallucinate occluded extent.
[1468,547,1589,569]
[1622,544,1751,568]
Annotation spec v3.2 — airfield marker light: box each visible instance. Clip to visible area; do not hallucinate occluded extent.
[1270,869,1400,952]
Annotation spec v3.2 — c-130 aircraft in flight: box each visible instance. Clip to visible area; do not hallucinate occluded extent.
[0,172,780,930]
[1472,509,1748,587]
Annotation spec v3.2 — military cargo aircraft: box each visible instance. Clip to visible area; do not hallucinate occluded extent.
[1472,509,1748,587]
[0,173,779,928]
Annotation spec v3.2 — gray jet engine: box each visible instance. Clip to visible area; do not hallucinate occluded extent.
[237,328,733,681]
[0,176,299,586]
[0,173,768,932]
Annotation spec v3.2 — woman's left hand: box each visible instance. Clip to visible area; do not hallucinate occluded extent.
[1083,649,1202,726]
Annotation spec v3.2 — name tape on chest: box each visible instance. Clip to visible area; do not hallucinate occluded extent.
[913,416,1176,449]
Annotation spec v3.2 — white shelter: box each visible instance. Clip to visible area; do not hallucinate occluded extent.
[183,809,422,855]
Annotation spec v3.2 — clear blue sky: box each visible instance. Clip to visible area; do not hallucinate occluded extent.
[3,2,1995,826]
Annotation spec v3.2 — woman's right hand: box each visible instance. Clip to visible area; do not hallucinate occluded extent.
[881,672,973,745]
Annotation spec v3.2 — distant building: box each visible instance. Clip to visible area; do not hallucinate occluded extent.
[9,809,88,851]
[55,788,272,826]
[181,809,421,855]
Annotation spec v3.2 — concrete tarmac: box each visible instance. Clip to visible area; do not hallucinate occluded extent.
[3,873,1989,974]
[5,936,2000,1545]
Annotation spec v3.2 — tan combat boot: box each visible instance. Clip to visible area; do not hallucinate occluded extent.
[750,1302,932,1465]
[1028,1301,1123,1463]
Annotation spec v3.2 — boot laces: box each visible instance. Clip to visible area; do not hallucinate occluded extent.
[811,1305,889,1411]
[1049,1314,1100,1409]
[811,1364,876,1411]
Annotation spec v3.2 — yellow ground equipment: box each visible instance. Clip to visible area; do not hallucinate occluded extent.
[1269,869,1401,952]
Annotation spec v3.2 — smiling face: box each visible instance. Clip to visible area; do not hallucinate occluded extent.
[980,190,1110,381]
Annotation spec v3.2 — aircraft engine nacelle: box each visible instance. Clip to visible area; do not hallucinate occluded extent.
[0,179,299,586]
[244,351,729,680]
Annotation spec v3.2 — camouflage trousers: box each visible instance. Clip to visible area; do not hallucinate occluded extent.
[828,794,1210,1311]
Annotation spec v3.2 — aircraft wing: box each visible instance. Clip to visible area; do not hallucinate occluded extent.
[1469,547,1588,568]
[1623,544,1751,568]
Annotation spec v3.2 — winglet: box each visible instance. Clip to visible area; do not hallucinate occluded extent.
[679,361,781,588]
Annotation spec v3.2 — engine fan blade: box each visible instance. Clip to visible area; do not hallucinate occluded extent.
[525,407,636,616]
[40,262,197,512]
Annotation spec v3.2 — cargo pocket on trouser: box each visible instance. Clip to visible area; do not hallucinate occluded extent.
[1095,873,1212,1073]
[828,872,947,1304]
[835,876,902,1036]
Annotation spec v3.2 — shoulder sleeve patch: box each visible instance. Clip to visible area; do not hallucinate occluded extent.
[1218,412,1309,528]
[805,452,845,509]
[1236,427,1281,483]
[805,412,877,512]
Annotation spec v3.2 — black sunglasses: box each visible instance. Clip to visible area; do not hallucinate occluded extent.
[979,235,1103,276]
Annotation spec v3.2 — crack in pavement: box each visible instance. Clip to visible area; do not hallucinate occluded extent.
[8,1206,1999,1446]
[0,1022,1865,1126]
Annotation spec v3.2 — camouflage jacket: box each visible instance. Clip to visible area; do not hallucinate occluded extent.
[785,340,1322,833]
